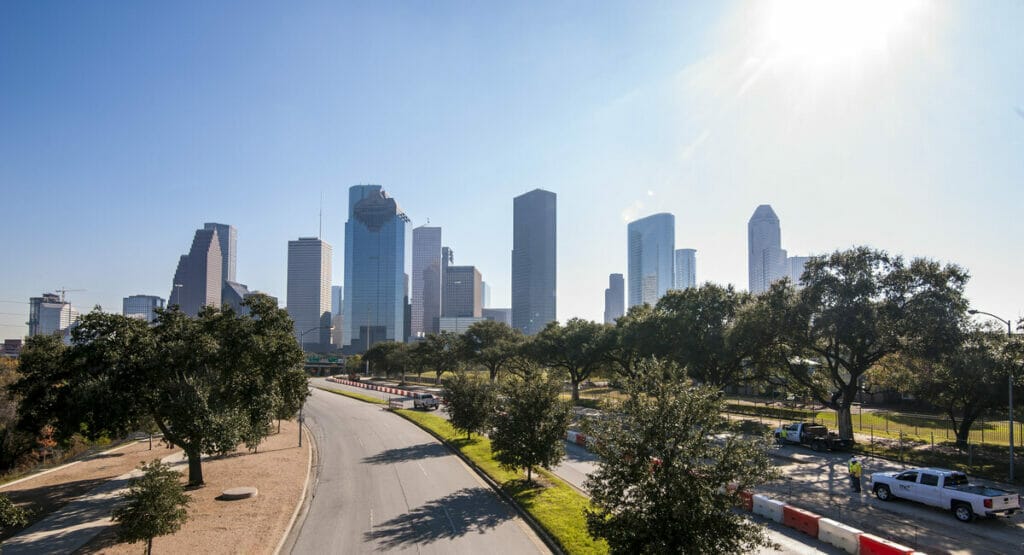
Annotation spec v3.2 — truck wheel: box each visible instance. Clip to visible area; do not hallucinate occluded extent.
[812,440,824,452]
[953,502,974,523]
[873,484,893,501]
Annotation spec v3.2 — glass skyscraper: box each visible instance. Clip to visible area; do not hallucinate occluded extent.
[203,222,237,284]
[411,226,442,339]
[287,237,332,351]
[343,185,408,353]
[748,205,786,294]
[674,248,697,290]
[123,295,166,323]
[627,213,675,308]
[604,273,624,324]
[511,189,556,336]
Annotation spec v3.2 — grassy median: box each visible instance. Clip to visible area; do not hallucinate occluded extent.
[395,409,608,555]
[315,386,388,405]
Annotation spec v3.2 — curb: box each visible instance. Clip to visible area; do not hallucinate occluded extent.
[273,422,313,555]
[390,410,565,555]
[0,437,168,490]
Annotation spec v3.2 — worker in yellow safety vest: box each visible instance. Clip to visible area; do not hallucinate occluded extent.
[848,456,863,493]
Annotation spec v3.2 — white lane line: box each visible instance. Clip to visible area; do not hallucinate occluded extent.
[442,507,457,535]
[356,436,365,448]
[369,508,374,529]
[416,461,428,477]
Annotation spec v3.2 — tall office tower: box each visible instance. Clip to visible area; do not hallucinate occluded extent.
[332,286,344,316]
[330,285,344,347]
[481,282,491,309]
[443,266,482,318]
[482,308,512,326]
[603,273,624,324]
[411,226,442,339]
[287,237,332,350]
[404,273,412,343]
[222,282,251,315]
[627,213,675,308]
[511,189,556,335]
[674,249,697,290]
[169,227,222,317]
[28,293,79,337]
[747,205,787,294]
[787,256,810,286]
[203,223,237,284]
[123,295,166,323]
[343,185,408,353]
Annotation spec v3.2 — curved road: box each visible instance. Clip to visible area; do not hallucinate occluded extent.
[289,388,548,554]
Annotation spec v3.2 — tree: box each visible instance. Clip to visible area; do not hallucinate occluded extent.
[0,358,33,472]
[418,332,462,384]
[112,460,191,555]
[459,320,524,381]
[875,326,1014,449]
[605,305,665,378]
[363,341,407,378]
[490,372,572,482]
[583,359,777,554]
[528,319,611,402]
[11,294,305,486]
[442,372,497,439]
[654,284,766,389]
[764,248,968,441]
[0,492,29,532]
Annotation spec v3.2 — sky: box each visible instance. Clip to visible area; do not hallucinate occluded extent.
[2,0,1023,337]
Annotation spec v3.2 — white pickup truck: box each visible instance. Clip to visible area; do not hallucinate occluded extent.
[871,467,1020,522]
[412,393,439,410]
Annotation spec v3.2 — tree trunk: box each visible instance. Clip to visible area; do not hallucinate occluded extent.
[954,414,978,450]
[146,537,153,555]
[836,405,854,441]
[527,466,532,483]
[489,366,498,382]
[571,379,580,402]
[186,449,204,487]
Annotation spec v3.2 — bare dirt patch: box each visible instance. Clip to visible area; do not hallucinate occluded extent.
[79,419,309,555]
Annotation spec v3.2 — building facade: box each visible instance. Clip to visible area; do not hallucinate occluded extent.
[603,273,624,324]
[627,213,675,308]
[787,255,811,286]
[287,237,332,351]
[443,265,482,318]
[203,222,237,284]
[28,293,78,337]
[511,189,556,335]
[169,227,222,316]
[411,226,442,339]
[482,308,512,326]
[123,295,166,323]
[747,205,787,294]
[222,282,251,315]
[438,316,487,334]
[674,248,697,290]
[343,185,408,353]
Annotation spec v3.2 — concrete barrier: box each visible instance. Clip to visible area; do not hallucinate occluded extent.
[566,431,578,443]
[817,518,862,554]
[751,494,784,523]
[859,533,915,555]
[782,505,820,538]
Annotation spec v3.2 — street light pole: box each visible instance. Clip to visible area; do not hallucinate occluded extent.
[968,309,1015,482]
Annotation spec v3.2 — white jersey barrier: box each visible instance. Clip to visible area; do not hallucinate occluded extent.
[817,518,861,554]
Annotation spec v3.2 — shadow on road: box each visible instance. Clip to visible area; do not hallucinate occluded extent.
[361,442,452,465]
[363,488,512,550]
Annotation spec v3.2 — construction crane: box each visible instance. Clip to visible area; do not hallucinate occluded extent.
[54,288,85,303]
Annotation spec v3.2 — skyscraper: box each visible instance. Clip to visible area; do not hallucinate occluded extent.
[747,205,787,294]
[411,226,442,339]
[511,189,556,335]
[169,227,222,317]
[203,222,237,284]
[287,237,332,351]
[221,282,251,315]
[343,185,408,353]
[29,293,78,337]
[482,308,512,326]
[627,213,675,308]
[123,295,165,323]
[674,249,697,290]
[787,256,811,286]
[443,266,482,318]
[604,273,624,324]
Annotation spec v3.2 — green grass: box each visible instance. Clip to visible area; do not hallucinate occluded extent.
[315,386,388,405]
[395,409,608,555]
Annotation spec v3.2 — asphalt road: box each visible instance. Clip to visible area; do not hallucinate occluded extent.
[288,387,548,554]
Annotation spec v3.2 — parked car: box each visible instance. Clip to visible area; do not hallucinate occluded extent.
[870,467,1020,522]
[772,422,853,451]
[412,393,439,410]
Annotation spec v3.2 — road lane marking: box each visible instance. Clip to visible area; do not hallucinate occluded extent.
[416,461,428,477]
[369,508,373,529]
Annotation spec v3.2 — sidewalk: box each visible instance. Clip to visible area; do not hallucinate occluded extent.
[2,450,187,554]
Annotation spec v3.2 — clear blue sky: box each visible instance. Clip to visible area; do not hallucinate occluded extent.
[2,1,1022,337]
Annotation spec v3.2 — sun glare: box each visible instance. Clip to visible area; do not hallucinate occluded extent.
[762,0,927,68]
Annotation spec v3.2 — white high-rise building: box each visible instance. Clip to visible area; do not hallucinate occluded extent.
[28,293,79,337]
[287,237,332,351]
[627,213,675,308]
[673,249,697,290]
[747,205,787,294]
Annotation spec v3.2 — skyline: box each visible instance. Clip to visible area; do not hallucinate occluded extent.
[2,1,1023,336]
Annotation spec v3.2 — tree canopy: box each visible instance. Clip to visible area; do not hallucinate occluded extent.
[11,294,307,486]
[527,319,611,401]
[112,460,191,555]
[442,372,497,439]
[490,371,572,482]
[459,320,523,382]
[584,359,777,554]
